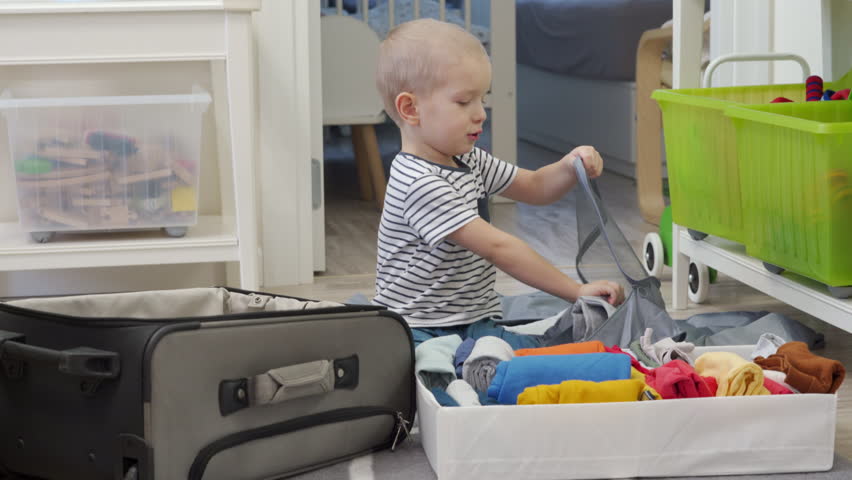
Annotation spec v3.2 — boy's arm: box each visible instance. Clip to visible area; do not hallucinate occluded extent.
[447,218,624,305]
[501,146,603,205]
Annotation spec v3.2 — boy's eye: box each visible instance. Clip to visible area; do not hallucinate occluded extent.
[456,100,470,106]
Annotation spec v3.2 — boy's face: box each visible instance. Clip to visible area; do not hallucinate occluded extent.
[416,55,491,158]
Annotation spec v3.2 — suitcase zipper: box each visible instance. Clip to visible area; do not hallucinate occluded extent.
[188,406,404,480]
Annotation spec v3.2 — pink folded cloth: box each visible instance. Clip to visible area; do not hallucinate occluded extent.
[764,377,793,395]
[644,360,715,399]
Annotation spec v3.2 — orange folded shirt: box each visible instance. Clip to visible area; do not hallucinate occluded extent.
[515,340,607,357]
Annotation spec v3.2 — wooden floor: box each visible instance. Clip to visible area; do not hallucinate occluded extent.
[272,140,852,459]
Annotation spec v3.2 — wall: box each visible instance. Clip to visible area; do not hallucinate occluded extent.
[710,0,850,86]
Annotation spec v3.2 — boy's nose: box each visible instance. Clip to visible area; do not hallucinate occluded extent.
[473,106,486,123]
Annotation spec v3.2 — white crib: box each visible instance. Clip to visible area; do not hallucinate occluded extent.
[320,0,517,207]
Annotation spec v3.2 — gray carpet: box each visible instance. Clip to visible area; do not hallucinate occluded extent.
[291,430,852,480]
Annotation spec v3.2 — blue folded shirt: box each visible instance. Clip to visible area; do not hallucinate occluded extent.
[487,352,632,404]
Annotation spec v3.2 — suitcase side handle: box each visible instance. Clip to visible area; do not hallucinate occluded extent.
[219,355,359,416]
[0,329,121,381]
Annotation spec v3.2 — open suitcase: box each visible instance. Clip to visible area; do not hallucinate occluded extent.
[0,287,415,480]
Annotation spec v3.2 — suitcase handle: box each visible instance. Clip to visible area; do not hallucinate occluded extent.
[0,329,121,380]
[219,355,359,416]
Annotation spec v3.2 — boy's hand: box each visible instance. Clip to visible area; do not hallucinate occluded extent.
[566,146,604,179]
[577,280,625,306]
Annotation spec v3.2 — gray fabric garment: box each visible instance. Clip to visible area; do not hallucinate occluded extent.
[499,290,571,323]
[539,278,677,347]
[640,328,696,365]
[539,296,613,345]
[445,380,481,407]
[289,431,852,480]
[503,312,560,335]
[462,336,514,392]
[677,312,825,349]
[751,333,787,360]
[414,335,463,390]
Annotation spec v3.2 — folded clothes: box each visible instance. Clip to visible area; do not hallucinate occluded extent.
[415,334,463,390]
[644,359,715,399]
[694,352,769,396]
[630,367,662,400]
[606,344,652,375]
[462,336,515,392]
[629,339,661,369]
[755,341,845,394]
[454,337,476,378]
[640,328,696,365]
[515,340,606,357]
[764,377,793,395]
[517,379,647,405]
[750,333,786,360]
[763,369,798,393]
[487,352,631,404]
[446,379,481,406]
[430,387,460,407]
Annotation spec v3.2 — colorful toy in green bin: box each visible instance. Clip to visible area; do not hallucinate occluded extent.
[642,205,718,304]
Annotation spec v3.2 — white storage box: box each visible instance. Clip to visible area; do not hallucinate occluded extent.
[0,90,211,241]
[417,346,837,479]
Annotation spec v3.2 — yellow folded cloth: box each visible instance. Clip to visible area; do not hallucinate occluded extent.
[694,352,770,396]
[631,367,662,400]
[517,378,648,405]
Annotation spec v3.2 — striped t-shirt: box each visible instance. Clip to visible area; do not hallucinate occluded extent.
[373,148,518,328]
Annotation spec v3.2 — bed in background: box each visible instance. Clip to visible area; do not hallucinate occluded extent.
[516,0,674,179]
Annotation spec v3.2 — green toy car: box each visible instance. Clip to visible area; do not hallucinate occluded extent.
[642,206,717,304]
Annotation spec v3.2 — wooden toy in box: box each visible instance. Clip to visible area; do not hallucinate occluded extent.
[13,130,199,242]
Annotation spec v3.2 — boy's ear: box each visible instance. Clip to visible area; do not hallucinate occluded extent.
[395,92,419,126]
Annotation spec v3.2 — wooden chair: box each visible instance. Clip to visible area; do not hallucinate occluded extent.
[635,25,673,225]
[321,14,387,209]
[635,18,709,225]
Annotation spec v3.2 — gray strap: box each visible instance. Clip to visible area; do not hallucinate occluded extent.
[249,360,334,406]
[573,158,641,286]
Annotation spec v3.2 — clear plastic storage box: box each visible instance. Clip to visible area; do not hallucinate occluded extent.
[0,90,211,242]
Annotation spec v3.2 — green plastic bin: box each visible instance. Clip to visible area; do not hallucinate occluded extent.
[725,100,852,290]
[651,70,851,244]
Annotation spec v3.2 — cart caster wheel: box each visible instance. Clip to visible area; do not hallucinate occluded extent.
[763,262,785,275]
[688,261,710,304]
[687,229,708,241]
[163,227,187,238]
[828,286,852,299]
[642,232,665,278]
[30,232,55,243]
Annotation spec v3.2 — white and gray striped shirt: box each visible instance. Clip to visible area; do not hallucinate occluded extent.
[373,148,518,327]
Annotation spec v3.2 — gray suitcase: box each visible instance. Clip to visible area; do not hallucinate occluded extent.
[0,287,414,480]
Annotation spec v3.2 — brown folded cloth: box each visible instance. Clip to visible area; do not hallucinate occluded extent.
[755,341,845,394]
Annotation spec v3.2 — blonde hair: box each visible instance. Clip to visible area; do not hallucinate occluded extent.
[376,18,488,125]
